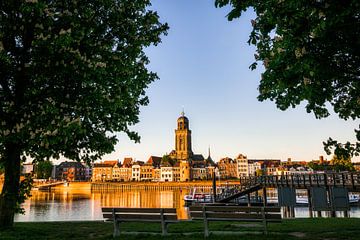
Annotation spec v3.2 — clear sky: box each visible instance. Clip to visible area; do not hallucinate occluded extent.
[102,0,359,163]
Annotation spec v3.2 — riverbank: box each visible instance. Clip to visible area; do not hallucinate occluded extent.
[4,218,360,239]
[90,180,239,191]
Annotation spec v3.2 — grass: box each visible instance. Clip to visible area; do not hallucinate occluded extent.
[0,218,360,239]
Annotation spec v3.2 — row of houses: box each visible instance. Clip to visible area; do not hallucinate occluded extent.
[22,161,91,181]
[21,155,359,182]
[91,155,333,182]
[92,156,217,182]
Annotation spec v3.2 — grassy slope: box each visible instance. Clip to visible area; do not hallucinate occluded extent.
[0,218,359,240]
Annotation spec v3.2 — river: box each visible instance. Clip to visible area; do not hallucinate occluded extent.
[14,182,360,222]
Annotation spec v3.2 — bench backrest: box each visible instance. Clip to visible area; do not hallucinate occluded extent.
[189,206,281,221]
[102,207,178,221]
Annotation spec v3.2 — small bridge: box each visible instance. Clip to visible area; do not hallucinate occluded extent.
[216,172,360,203]
[34,181,65,190]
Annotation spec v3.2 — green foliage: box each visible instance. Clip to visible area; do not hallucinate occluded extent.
[215,0,360,158]
[0,0,168,163]
[331,155,354,172]
[35,161,53,179]
[16,174,33,214]
[255,169,264,176]
[0,0,168,225]
[161,155,176,167]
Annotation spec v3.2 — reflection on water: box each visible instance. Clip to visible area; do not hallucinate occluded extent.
[15,183,190,221]
[15,183,360,222]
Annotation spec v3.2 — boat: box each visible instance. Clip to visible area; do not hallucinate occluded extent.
[184,188,213,205]
[349,193,360,204]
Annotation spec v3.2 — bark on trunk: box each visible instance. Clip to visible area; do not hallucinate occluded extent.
[0,143,21,228]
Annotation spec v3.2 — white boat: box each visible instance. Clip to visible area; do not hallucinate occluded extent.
[349,193,360,204]
[184,188,213,204]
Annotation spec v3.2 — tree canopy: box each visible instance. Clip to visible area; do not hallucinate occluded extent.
[0,0,167,227]
[215,0,360,158]
[34,160,53,179]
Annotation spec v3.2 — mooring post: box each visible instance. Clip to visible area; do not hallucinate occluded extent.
[307,188,313,218]
[247,193,251,207]
[212,171,216,203]
[262,187,267,206]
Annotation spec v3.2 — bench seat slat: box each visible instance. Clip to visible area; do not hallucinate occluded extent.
[102,208,177,214]
[189,206,281,213]
[103,213,178,221]
[190,212,281,220]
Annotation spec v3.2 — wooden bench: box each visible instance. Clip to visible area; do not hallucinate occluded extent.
[102,207,178,237]
[189,205,281,237]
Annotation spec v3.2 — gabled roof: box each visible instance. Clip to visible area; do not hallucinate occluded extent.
[57,161,85,168]
[218,157,234,164]
[93,163,113,168]
[132,161,144,166]
[103,160,118,166]
[122,158,133,168]
[192,154,205,161]
[147,156,162,168]
[161,161,172,167]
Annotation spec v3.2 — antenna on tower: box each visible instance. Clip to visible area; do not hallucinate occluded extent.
[181,106,185,117]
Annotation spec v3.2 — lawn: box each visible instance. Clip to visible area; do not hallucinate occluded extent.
[0,218,359,239]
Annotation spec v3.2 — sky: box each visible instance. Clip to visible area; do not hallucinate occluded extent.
[102,0,359,163]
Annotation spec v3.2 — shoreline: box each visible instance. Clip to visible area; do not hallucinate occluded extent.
[90,180,239,191]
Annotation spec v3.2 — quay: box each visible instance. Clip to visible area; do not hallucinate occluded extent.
[90,181,235,191]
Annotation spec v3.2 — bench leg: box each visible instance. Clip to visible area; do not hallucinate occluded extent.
[204,219,209,238]
[161,222,168,236]
[261,207,268,235]
[202,206,209,238]
[113,220,120,238]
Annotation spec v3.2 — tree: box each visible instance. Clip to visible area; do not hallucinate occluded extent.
[0,0,168,227]
[331,155,354,172]
[161,155,176,167]
[215,0,360,158]
[34,160,53,179]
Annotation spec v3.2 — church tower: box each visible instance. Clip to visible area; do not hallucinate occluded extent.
[175,111,193,160]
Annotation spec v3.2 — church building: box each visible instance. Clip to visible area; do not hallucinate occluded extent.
[169,112,214,181]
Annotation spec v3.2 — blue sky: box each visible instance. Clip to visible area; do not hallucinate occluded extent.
[103,0,359,163]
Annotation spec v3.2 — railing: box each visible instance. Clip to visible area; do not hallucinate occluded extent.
[252,172,360,189]
[216,177,261,201]
[216,172,360,203]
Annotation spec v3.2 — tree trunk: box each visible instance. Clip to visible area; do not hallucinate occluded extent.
[0,143,21,228]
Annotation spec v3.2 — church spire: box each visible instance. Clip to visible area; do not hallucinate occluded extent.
[181,106,185,117]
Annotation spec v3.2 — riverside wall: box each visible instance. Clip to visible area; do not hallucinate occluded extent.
[91,181,239,191]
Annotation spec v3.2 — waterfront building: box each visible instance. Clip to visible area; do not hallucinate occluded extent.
[218,157,237,179]
[111,162,123,181]
[236,154,249,177]
[140,163,153,181]
[92,160,118,181]
[160,162,174,182]
[120,157,133,181]
[83,163,92,181]
[236,154,281,177]
[55,161,86,181]
[179,160,191,182]
[131,161,143,181]
[152,168,161,182]
[173,161,181,182]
